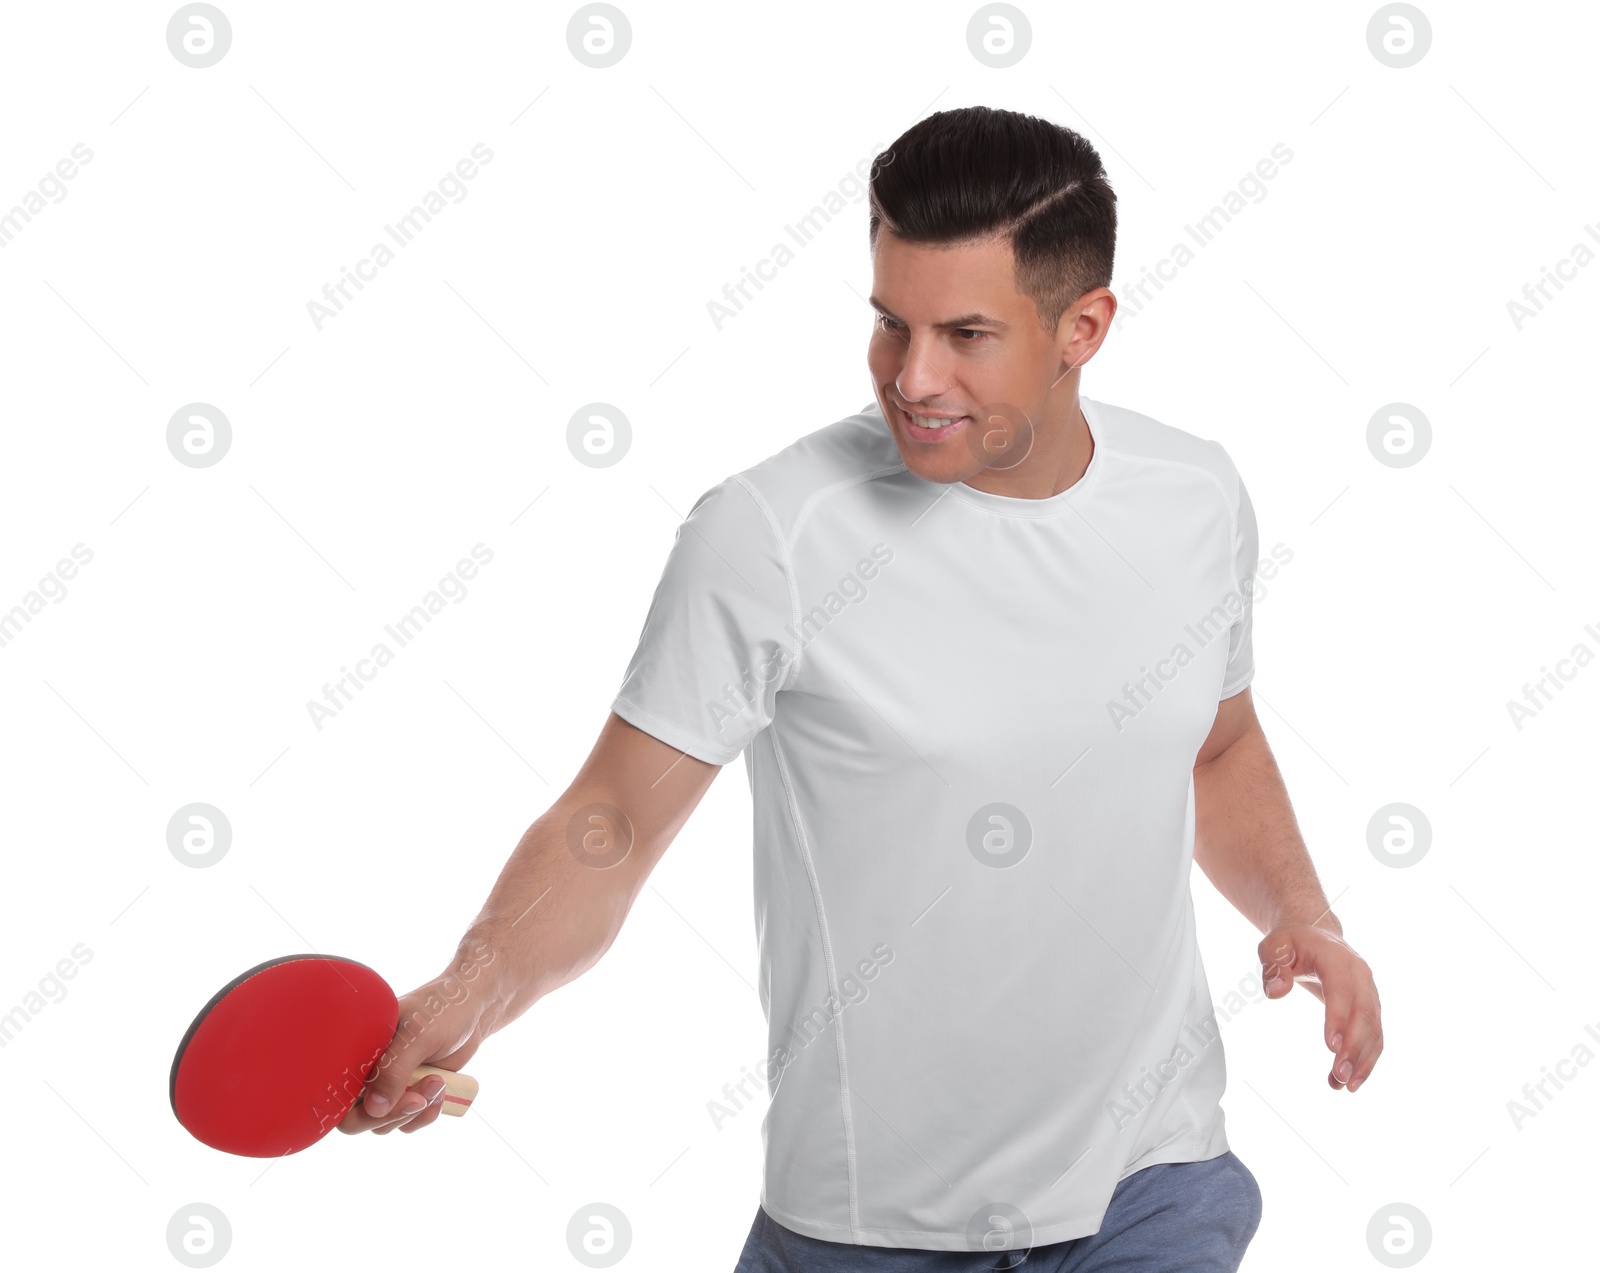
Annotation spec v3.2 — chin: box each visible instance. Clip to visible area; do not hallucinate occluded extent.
[893,442,972,485]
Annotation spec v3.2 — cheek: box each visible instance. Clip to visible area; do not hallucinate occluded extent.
[866,333,902,378]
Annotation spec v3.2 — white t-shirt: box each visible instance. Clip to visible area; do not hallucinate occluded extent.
[610,395,1258,1251]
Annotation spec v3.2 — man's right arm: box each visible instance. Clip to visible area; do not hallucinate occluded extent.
[339,709,722,1135]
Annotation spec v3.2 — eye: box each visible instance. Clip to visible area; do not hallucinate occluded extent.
[874,314,989,342]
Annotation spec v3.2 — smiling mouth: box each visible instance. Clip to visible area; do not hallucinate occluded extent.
[896,404,970,438]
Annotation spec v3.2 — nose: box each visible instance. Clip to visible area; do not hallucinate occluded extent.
[891,334,951,405]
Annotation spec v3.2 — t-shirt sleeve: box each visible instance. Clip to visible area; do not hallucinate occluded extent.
[1219,457,1258,699]
[609,474,797,765]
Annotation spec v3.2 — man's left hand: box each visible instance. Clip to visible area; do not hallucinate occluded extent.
[1259,924,1383,1093]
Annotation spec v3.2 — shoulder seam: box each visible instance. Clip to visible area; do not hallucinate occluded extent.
[737,461,908,693]
[790,462,910,545]
[1097,441,1239,562]
[729,472,806,693]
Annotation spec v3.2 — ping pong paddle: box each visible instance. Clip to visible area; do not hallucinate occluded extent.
[170,953,478,1157]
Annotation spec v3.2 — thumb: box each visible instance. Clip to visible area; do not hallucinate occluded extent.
[1259,929,1302,999]
[360,997,437,1118]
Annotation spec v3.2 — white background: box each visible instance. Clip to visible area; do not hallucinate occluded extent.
[1,0,1595,1268]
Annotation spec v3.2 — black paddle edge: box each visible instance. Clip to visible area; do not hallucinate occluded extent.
[168,952,377,1120]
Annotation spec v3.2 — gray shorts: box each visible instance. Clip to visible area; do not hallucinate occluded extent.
[734,1150,1262,1272]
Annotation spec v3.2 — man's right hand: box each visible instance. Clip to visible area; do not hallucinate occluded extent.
[337,959,496,1137]
[336,712,723,1138]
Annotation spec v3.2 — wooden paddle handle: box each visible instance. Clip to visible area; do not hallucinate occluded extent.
[410,1064,478,1116]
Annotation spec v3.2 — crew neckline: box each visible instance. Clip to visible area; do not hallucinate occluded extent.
[909,395,1108,519]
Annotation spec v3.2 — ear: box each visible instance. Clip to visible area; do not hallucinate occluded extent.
[1055,287,1117,375]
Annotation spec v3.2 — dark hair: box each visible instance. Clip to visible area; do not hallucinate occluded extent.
[868,106,1117,332]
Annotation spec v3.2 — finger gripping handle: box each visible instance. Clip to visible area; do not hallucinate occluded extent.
[411,1064,478,1116]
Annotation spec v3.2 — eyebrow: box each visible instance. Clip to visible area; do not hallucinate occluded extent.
[867,295,1009,330]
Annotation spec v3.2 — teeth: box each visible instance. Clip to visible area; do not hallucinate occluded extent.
[912,414,963,429]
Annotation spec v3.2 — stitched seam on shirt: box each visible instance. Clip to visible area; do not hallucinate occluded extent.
[1108,446,1242,693]
[731,472,806,694]
[756,1189,1207,1243]
[784,464,924,697]
[789,463,910,546]
[1087,881,1196,1161]
[767,719,861,1240]
[1145,449,1238,598]
[938,457,1110,519]
[1176,896,1208,1130]
[1095,445,1237,548]
[609,694,738,765]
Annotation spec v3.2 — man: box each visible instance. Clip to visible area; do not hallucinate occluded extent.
[339,106,1383,1271]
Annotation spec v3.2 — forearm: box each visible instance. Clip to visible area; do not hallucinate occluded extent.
[1192,719,1340,938]
[453,796,646,1036]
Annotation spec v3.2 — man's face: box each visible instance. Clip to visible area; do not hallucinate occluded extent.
[867,230,1073,486]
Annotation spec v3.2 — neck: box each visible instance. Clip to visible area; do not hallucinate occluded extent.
[961,392,1092,500]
